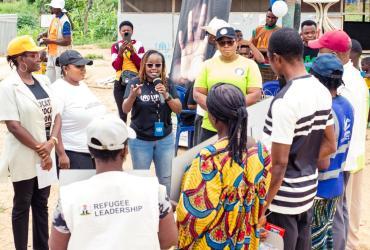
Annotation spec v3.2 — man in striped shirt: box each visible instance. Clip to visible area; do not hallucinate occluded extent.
[260,28,336,250]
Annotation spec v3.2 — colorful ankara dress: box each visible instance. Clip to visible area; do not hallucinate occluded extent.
[176,139,271,249]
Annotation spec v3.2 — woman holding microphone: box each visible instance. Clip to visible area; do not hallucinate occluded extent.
[122,50,182,195]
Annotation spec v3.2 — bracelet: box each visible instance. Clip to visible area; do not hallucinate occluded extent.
[50,136,59,146]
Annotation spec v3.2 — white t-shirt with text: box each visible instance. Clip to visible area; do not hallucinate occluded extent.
[51,79,106,153]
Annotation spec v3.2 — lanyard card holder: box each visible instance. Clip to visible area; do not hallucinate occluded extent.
[154,121,164,137]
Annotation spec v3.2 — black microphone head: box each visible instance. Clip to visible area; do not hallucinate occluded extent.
[153,78,162,85]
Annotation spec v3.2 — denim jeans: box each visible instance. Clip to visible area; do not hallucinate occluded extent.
[128,133,174,195]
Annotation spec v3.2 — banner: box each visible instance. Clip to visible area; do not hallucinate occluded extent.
[169,0,232,86]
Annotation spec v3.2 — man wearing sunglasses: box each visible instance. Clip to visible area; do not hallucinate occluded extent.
[193,27,262,142]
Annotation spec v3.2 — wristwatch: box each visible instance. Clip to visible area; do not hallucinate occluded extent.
[165,94,173,102]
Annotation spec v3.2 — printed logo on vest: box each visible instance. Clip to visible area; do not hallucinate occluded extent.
[80,204,91,216]
[79,200,144,217]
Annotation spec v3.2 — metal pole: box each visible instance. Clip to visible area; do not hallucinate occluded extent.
[172,0,175,48]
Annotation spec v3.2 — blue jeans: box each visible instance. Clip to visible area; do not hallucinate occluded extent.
[128,133,174,195]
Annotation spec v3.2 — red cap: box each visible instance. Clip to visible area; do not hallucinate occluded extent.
[308,30,351,53]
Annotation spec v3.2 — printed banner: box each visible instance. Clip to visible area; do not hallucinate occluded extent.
[169,0,232,86]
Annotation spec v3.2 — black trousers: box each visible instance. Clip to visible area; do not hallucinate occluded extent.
[200,127,217,143]
[65,150,95,169]
[12,177,50,250]
[268,208,313,250]
[113,80,127,122]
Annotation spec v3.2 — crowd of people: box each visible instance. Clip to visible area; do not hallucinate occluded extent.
[0,0,369,249]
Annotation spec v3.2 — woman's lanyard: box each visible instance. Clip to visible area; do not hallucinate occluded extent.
[151,86,164,137]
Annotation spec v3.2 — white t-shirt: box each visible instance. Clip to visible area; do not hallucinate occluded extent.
[51,79,106,153]
[338,61,369,172]
[262,75,333,214]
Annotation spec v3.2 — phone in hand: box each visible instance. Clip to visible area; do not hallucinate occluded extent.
[123,32,132,42]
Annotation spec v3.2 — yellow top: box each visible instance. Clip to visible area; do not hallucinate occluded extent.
[194,55,262,132]
[177,139,271,249]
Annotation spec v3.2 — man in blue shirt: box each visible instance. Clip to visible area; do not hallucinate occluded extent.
[309,54,354,250]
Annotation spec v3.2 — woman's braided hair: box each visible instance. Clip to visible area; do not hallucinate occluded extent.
[207,83,248,163]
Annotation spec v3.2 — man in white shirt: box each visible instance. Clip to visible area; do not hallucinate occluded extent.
[309,30,369,250]
[261,28,336,250]
[49,115,178,250]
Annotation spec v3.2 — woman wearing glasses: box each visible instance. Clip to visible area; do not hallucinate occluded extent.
[51,50,106,170]
[0,36,61,250]
[123,50,182,195]
[193,27,262,142]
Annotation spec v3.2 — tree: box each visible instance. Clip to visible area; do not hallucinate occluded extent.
[83,0,93,35]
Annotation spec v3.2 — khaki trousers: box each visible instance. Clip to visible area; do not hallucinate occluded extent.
[345,170,364,250]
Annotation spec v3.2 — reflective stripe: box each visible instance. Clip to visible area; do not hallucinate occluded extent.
[318,161,346,180]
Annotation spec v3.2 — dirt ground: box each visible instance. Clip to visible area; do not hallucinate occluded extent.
[0,46,369,249]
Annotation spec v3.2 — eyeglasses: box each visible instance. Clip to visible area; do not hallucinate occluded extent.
[217,40,235,47]
[146,63,162,68]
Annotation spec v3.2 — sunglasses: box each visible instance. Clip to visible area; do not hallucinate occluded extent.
[217,40,235,47]
[146,63,162,68]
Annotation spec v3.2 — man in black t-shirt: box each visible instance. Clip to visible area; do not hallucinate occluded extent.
[300,20,319,71]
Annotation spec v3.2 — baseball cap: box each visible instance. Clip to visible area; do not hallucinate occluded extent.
[311,54,343,79]
[7,35,45,56]
[46,0,67,12]
[87,114,136,151]
[201,17,231,36]
[308,30,351,53]
[56,50,93,67]
[216,27,236,40]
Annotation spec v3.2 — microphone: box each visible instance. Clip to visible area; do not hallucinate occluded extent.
[153,77,165,104]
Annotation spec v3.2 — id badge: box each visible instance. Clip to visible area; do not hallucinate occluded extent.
[154,122,164,137]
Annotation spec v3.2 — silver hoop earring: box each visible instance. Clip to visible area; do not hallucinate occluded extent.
[19,63,28,73]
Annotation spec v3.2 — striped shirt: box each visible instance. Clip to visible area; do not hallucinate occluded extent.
[262,75,333,215]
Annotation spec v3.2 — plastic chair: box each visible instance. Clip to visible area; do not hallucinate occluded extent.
[175,85,196,156]
[262,80,280,97]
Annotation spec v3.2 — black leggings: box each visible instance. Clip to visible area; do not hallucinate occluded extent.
[12,177,50,250]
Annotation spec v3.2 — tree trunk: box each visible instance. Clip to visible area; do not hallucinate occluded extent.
[83,0,93,36]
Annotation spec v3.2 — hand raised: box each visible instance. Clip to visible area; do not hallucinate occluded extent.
[176,3,208,82]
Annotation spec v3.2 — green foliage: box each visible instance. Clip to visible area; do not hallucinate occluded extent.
[85,53,103,60]
[0,0,118,44]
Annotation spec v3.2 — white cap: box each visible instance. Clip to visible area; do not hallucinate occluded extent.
[87,114,136,151]
[201,17,231,36]
[46,0,67,12]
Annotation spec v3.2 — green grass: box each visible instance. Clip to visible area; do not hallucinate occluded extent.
[0,0,31,14]
[85,53,104,60]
